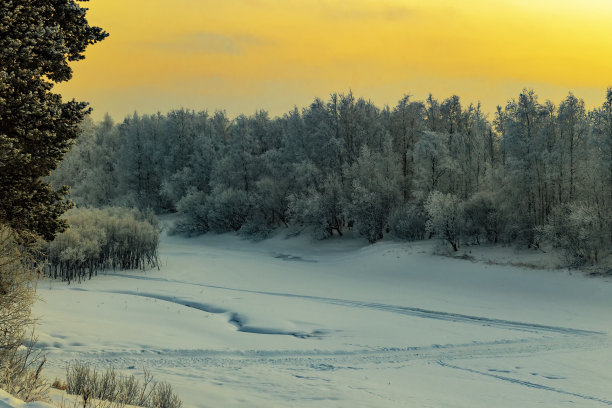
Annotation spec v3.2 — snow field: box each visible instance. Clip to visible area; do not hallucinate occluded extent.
[32,232,612,407]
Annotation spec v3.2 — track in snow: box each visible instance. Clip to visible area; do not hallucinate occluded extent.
[99,274,603,337]
[438,361,612,406]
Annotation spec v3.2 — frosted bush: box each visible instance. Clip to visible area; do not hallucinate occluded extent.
[65,362,182,408]
[206,187,251,232]
[539,203,602,266]
[389,203,427,241]
[46,208,160,282]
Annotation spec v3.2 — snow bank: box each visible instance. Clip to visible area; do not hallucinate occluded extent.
[0,390,52,408]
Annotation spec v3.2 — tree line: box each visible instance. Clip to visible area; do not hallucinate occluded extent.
[50,89,612,266]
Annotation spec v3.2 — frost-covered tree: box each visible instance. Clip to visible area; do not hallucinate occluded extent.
[345,142,402,243]
[49,115,122,207]
[425,191,462,251]
[557,93,588,202]
[117,113,166,210]
[590,89,612,209]
[390,95,426,201]
[425,94,444,132]
[0,0,107,239]
[497,90,548,244]
[413,131,452,195]
[289,174,346,239]
[461,191,504,244]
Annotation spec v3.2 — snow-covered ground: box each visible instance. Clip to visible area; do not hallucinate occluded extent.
[0,390,52,408]
[32,231,612,407]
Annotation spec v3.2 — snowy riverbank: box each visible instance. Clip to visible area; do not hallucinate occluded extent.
[31,232,612,407]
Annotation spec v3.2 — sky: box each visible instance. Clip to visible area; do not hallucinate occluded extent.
[57,0,612,121]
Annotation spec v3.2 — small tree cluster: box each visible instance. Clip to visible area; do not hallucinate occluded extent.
[65,362,181,408]
[46,208,160,282]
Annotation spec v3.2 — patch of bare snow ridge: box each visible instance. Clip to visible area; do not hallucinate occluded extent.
[32,230,612,407]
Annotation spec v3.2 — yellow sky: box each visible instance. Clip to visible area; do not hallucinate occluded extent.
[57,0,612,121]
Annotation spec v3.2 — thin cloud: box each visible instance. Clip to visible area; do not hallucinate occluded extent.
[147,32,265,55]
[316,1,416,21]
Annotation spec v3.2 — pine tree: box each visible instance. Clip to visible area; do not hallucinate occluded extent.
[0,0,107,240]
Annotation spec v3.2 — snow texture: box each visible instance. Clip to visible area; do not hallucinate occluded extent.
[32,230,612,407]
[0,390,52,408]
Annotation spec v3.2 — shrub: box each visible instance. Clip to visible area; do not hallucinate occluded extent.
[206,186,251,232]
[52,378,67,391]
[389,202,427,241]
[46,207,160,282]
[0,224,48,401]
[239,220,274,241]
[151,382,183,408]
[65,362,182,408]
[173,188,210,235]
[539,203,603,266]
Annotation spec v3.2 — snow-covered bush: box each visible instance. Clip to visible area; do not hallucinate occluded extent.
[206,186,251,232]
[239,219,275,241]
[46,208,160,282]
[539,203,602,266]
[425,191,463,251]
[173,188,209,235]
[389,202,427,241]
[151,382,183,408]
[289,175,345,240]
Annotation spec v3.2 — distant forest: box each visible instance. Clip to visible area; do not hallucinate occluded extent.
[50,89,612,266]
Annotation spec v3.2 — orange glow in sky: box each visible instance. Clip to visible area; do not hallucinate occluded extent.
[57,0,612,120]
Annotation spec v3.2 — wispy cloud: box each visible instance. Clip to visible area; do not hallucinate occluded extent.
[147,32,264,55]
[316,1,415,21]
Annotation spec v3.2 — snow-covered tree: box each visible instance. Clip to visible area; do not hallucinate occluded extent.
[0,0,107,240]
[497,90,548,244]
[345,142,402,243]
[390,95,426,201]
[425,191,463,251]
[413,131,452,195]
[289,174,346,239]
[557,93,588,202]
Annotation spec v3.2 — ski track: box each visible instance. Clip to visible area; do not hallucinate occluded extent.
[98,273,603,337]
[44,337,605,371]
[437,361,612,406]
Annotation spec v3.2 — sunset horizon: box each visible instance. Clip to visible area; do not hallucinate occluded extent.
[57,0,612,121]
